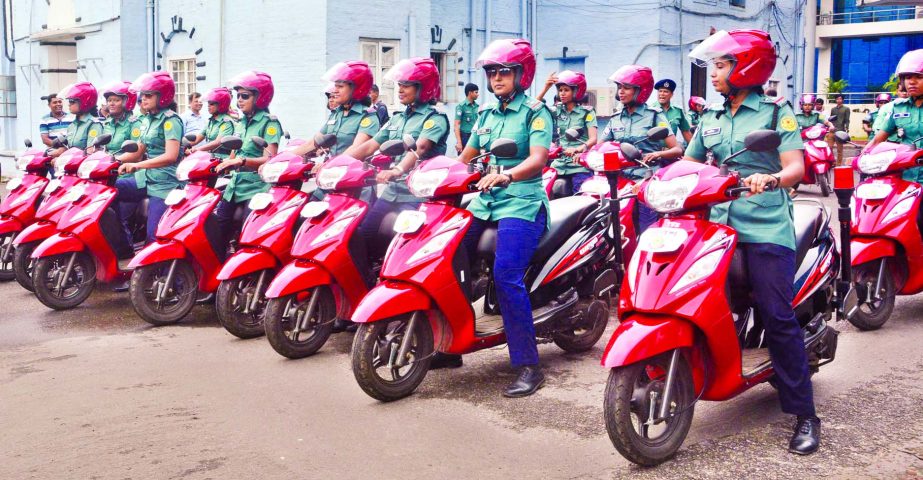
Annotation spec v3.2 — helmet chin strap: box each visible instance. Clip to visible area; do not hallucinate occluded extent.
[495,89,521,105]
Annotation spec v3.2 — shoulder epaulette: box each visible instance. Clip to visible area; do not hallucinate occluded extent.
[267,114,279,121]
[365,106,377,114]
[525,97,544,111]
[895,97,911,105]
[762,96,791,108]
[707,103,724,112]
[128,115,139,122]
[648,105,663,113]
[163,109,177,117]
[432,103,446,114]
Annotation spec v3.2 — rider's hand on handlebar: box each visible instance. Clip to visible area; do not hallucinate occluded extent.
[216,158,243,173]
[376,168,400,184]
[743,173,779,194]
[476,173,511,191]
[119,163,141,175]
[641,152,661,165]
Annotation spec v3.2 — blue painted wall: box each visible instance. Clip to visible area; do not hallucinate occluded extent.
[832,34,923,91]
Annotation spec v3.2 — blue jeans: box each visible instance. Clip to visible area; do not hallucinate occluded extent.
[115,177,167,245]
[463,209,547,367]
[742,242,815,417]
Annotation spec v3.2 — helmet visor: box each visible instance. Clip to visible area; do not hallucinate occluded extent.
[322,62,357,83]
[688,30,744,67]
[384,60,419,84]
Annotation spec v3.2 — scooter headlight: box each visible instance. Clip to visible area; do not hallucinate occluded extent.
[393,210,426,234]
[300,201,329,219]
[53,156,69,176]
[579,177,610,196]
[857,150,897,175]
[317,165,347,190]
[669,249,725,294]
[311,217,353,246]
[175,158,195,182]
[644,173,698,213]
[64,182,87,202]
[855,182,892,200]
[883,195,917,225]
[408,230,457,264]
[6,176,22,191]
[77,160,100,179]
[584,151,605,172]
[44,179,62,194]
[805,128,822,140]
[258,205,299,234]
[164,188,187,206]
[260,162,288,184]
[248,192,273,211]
[16,155,33,171]
[408,168,449,198]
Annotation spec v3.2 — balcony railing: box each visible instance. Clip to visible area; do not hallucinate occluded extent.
[803,91,893,105]
[817,6,922,25]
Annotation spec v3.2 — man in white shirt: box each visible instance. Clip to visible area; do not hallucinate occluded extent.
[181,92,206,136]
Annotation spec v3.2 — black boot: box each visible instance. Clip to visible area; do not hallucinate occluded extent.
[112,280,130,293]
[503,366,545,398]
[429,353,463,370]
[789,415,821,455]
[331,319,357,333]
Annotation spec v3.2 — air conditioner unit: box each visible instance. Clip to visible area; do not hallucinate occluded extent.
[587,87,617,116]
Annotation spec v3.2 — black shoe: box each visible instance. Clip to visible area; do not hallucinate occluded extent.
[503,366,545,398]
[112,280,130,293]
[195,292,215,305]
[331,319,356,333]
[789,415,821,455]
[429,353,463,370]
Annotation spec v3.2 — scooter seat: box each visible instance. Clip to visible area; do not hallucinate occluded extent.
[476,196,598,262]
[792,202,825,267]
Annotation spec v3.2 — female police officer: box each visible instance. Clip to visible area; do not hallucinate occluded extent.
[866,49,923,183]
[537,70,598,196]
[600,65,683,232]
[116,71,183,245]
[214,71,282,240]
[53,82,103,155]
[452,38,553,397]
[187,87,236,158]
[684,29,820,455]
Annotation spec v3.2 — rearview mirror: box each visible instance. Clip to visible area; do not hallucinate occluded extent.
[743,130,781,153]
[251,136,269,150]
[184,133,198,142]
[284,130,291,140]
[379,139,407,157]
[220,136,243,151]
[564,128,581,142]
[120,140,139,153]
[647,126,669,142]
[51,137,65,149]
[24,139,32,148]
[833,131,850,144]
[827,115,838,123]
[619,142,642,162]
[92,133,113,148]
[314,133,337,149]
[402,133,417,152]
[489,138,518,159]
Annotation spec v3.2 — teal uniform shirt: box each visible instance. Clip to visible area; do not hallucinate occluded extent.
[689,110,703,130]
[878,97,923,183]
[203,113,236,159]
[65,113,104,150]
[600,104,673,180]
[104,113,143,180]
[873,101,901,143]
[223,110,282,203]
[685,92,804,250]
[551,103,597,176]
[794,112,826,130]
[660,104,691,138]
[455,100,480,134]
[135,109,183,199]
[466,93,554,227]
[321,103,381,155]
[373,103,450,203]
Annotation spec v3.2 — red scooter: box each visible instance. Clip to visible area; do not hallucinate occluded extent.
[215,137,315,339]
[543,143,562,198]
[0,140,55,281]
[349,139,617,402]
[126,136,244,325]
[262,136,407,358]
[29,136,142,309]
[834,131,923,330]
[796,123,835,197]
[601,131,843,466]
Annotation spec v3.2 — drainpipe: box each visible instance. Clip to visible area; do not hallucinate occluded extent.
[146,0,154,70]
[803,0,817,93]
[408,13,416,56]
[520,0,527,39]
[218,0,225,84]
[468,0,474,82]
[485,0,492,47]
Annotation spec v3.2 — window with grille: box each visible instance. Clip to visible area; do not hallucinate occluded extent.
[360,38,400,108]
[0,75,15,117]
[168,57,197,113]
[431,51,459,103]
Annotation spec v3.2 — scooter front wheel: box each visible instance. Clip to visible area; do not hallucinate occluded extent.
[129,260,198,326]
[0,232,16,281]
[351,312,434,402]
[264,287,336,359]
[32,252,97,310]
[604,350,695,466]
[12,241,38,291]
[216,269,272,339]
[818,171,831,197]
[849,259,895,331]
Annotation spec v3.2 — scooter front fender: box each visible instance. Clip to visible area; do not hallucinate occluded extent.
[601,313,695,368]
[351,281,431,323]
[0,216,23,236]
[265,260,333,299]
[851,237,897,267]
[814,162,830,175]
[32,233,85,259]
[216,247,277,281]
[13,220,56,246]
[128,239,187,269]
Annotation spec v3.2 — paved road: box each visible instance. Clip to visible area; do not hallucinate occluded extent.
[2,182,923,479]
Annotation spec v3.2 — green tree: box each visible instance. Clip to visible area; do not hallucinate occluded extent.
[882,74,899,94]
[823,78,849,100]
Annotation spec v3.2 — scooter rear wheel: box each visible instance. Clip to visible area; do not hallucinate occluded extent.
[12,241,38,291]
[264,287,336,359]
[32,252,96,310]
[129,260,198,326]
[604,350,695,466]
[849,259,895,331]
[553,299,609,352]
[216,269,271,339]
[0,232,15,281]
[351,313,434,402]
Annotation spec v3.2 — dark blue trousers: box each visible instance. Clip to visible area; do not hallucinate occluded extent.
[569,171,593,196]
[115,177,167,245]
[358,198,419,259]
[214,199,251,247]
[637,203,658,233]
[463,209,547,367]
[742,242,816,417]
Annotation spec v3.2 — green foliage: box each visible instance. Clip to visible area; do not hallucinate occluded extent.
[823,78,849,99]
[882,74,899,94]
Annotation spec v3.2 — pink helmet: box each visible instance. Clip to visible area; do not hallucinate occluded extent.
[896,49,923,79]
[230,71,274,110]
[555,70,588,102]
[324,82,337,97]
[385,57,441,103]
[875,93,892,105]
[688,96,706,110]
[322,61,374,102]
[131,71,176,110]
[475,38,536,92]
[101,81,136,113]
[608,65,654,105]
[60,82,98,114]
[689,29,776,90]
[204,87,232,114]
[800,94,816,106]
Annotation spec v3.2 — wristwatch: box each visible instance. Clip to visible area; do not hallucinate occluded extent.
[241,158,248,169]
[503,172,514,184]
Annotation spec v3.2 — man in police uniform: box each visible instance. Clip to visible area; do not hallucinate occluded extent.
[653,79,692,144]
[454,83,480,154]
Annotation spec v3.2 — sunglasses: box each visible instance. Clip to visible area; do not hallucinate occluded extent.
[207,101,219,106]
[484,67,514,78]
[141,92,156,99]
[237,92,252,100]
[67,99,79,104]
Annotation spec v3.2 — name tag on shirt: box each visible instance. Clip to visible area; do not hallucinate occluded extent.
[702,127,721,137]
[893,113,911,119]
[326,119,336,125]
[387,124,399,130]
[611,126,626,133]
[476,127,492,135]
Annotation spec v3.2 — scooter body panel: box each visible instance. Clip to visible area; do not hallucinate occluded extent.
[13,220,57,245]
[238,186,307,265]
[216,247,278,281]
[264,260,333,300]
[0,173,48,224]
